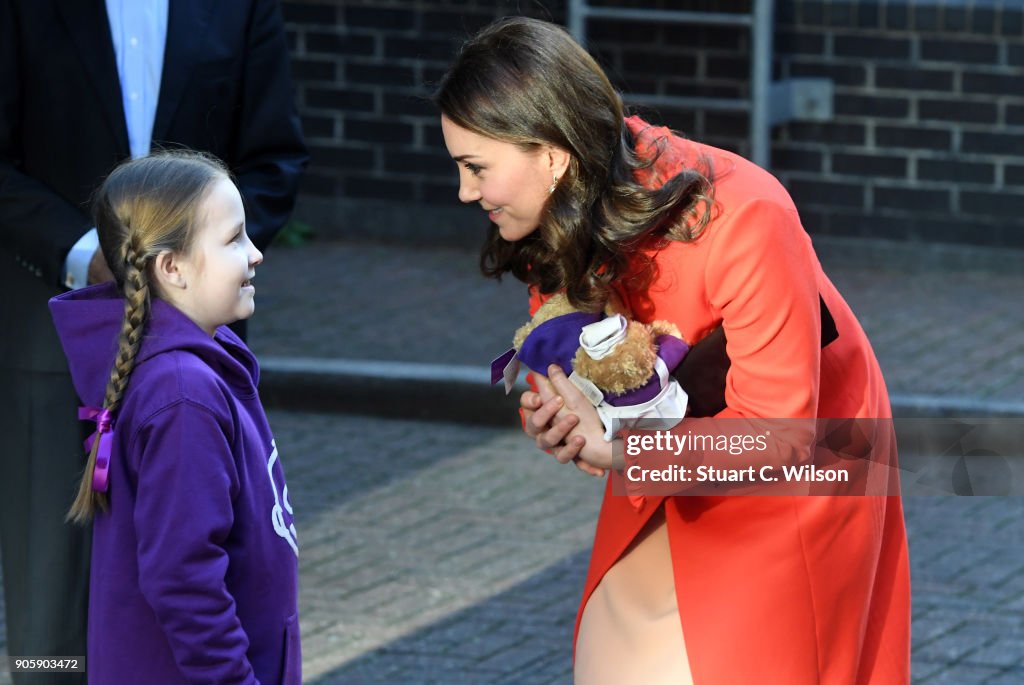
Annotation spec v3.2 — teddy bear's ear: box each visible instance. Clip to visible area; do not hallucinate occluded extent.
[512,320,533,351]
[543,293,580,318]
[650,319,685,343]
[514,293,581,350]
[603,291,630,317]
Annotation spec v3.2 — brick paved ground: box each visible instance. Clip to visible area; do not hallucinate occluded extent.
[4,411,1021,683]
[278,412,599,684]
[2,240,1022,684]
[247,242,1024,405]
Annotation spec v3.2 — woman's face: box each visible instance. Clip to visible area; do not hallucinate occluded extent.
[441,115,567,242]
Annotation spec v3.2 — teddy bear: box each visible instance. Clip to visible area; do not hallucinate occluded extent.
[491,293,691,440]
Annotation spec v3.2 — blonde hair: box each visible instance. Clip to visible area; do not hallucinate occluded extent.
[68,150,229,524]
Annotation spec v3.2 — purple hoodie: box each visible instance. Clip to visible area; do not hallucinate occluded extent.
[49,283,300,685]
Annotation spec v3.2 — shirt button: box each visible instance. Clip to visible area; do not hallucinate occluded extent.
[130,92,139,101]
[130,37,138,47]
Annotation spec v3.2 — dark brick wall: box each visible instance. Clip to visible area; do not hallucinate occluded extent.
[773,1,1024,247]
[282,0,565,210]
[282,0,1024,248]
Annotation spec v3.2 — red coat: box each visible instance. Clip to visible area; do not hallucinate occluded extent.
[530,118,910,683]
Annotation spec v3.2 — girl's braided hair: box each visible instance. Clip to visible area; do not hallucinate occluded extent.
[67,150,228,523]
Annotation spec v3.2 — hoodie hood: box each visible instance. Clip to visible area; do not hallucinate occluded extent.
[49,282,259,409]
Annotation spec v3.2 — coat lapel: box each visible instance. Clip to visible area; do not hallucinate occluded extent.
[152,0,216,142]
[56,0,129,154]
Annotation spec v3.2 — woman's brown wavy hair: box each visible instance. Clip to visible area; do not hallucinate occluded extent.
[434,16,713,311]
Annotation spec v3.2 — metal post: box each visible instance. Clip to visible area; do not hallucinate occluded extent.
[750,0,774,168]
[569,0,796,169]
[569,0,587,47]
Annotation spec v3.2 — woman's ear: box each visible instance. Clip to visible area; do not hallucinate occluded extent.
[546,145,572,180]
[152,250,188,291]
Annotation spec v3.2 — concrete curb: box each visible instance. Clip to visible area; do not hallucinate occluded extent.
[259,357,1024,424]
[259,357,525,425]
[887,393,1024,418]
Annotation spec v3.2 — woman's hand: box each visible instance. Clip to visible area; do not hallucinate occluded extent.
[520,368,607,477]
[544,365,615,471]
[88,247,115,285]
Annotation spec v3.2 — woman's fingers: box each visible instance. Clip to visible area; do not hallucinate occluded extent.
[519,390,542,412]
[534,373,558,403]
[550,433,582,464]
[558,435,606,477]
[545,364,616,471]
[573,458,606,478]
[519,369,607,477]
[546,364,584,410]
[520,369,605,478]
[553,436,606,477]
[536,412,577,451]
[525,394,565,438]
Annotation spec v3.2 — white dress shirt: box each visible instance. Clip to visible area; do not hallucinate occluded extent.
[63,0,168,289]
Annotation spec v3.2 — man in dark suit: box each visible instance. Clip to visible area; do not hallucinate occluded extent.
[0,1,307,679]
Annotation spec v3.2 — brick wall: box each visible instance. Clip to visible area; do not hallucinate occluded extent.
[774,0,1024,247]
[282,0,1024,248]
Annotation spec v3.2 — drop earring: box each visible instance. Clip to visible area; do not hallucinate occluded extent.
[548,174,560,194]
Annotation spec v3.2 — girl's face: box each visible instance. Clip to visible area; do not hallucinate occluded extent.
[171,178,263,336]
[441,115,569,242]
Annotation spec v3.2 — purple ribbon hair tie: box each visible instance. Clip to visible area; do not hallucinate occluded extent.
[79,406,113,493]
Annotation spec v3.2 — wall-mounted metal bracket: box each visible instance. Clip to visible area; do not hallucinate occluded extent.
[569,0,834,169]
[769,78,834,127]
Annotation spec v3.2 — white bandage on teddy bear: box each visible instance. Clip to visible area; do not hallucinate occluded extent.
[492,293,691,442]
[573,317,688,440]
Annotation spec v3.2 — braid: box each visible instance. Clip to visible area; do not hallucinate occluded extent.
[104,245,150,411]
[67,245,151,524]
[67,150,228,524]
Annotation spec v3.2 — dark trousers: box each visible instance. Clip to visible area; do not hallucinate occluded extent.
[0,366,89,685]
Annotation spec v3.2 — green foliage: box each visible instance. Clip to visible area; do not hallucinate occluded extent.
[272,219,315,247]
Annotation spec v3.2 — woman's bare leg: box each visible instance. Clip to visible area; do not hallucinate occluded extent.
[574,508,692,685]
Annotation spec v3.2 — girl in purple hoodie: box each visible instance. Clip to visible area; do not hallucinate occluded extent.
[49,152,300,684]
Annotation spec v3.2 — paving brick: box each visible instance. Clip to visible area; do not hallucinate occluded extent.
[4,239,1024,683]
[916,663,1003,684]
[963,637,1024,669]
[986,672,1024,685]
[914,630,994,664]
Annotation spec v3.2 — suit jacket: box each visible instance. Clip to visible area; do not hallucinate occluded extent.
[0,0,308,372]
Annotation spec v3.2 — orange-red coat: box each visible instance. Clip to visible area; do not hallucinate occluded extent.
[530,117,911,684]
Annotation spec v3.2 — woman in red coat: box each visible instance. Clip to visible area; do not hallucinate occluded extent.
[437,17,910,684]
